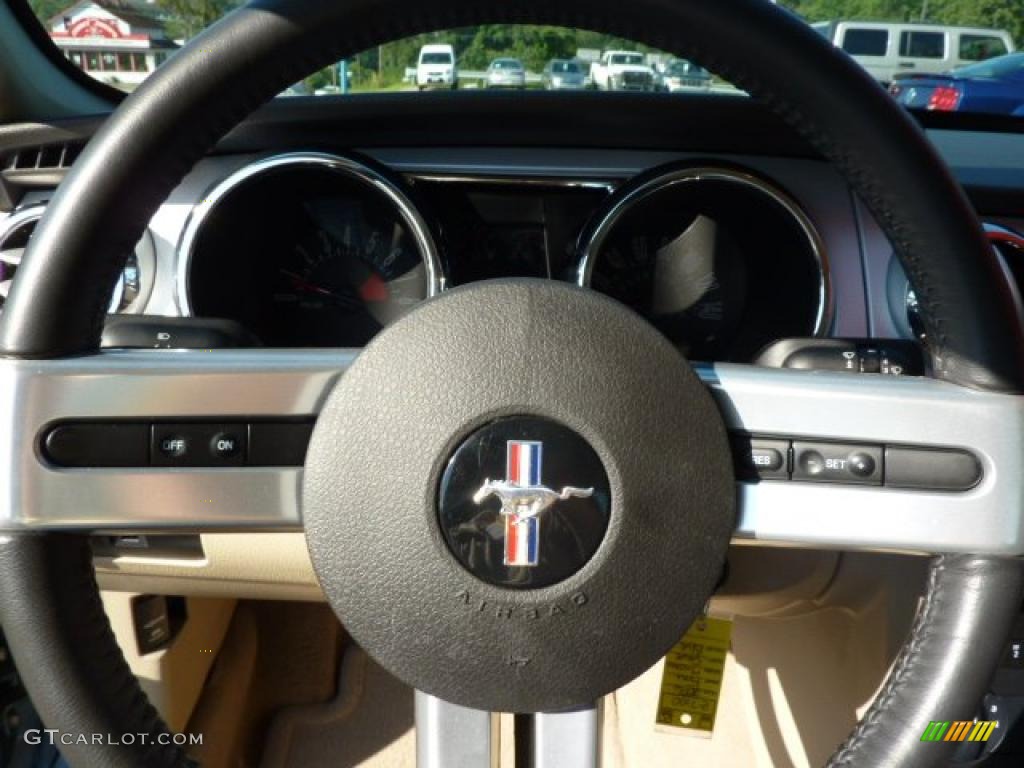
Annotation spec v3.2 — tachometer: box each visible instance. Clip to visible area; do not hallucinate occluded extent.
[180,153,441,347]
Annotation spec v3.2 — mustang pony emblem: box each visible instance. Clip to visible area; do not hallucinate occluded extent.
[472,440,594,567]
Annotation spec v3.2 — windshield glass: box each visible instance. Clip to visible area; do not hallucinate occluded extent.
[666,60,707,76]
[21,1,1024,118]
[609,53,645,65]
[420,53,453,65]
[551,60,580,74]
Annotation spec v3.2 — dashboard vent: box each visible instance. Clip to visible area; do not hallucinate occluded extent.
[0,205,147,315]
[0,205,45,312]
[2,141,84,173]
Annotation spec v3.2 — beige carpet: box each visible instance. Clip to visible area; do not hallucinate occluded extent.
[260,645,415,768]
[186,601,344,768]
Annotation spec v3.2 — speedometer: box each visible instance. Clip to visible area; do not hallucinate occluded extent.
[180,153,441,347]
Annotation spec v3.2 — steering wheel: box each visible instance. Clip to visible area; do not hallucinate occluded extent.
[2,1,1024,766]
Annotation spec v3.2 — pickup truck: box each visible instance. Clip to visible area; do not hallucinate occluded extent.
[590,50,656,91]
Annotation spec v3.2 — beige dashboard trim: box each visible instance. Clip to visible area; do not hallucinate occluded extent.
[94,534,843,613]
[95,533,325,602]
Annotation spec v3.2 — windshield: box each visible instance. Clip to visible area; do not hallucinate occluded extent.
[21,1,1024,118]
[551,60,581,74]
[666,60,707,76]
[420,53,453,65]
[609,53,645,66]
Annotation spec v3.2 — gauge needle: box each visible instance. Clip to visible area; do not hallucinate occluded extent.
[280,269,337,297]
[359,273,389,303]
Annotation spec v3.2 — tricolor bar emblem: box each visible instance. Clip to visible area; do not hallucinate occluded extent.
[505,441,542,567]
[920,720,997,743]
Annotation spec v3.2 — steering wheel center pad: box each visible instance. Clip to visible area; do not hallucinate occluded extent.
[304,279,734,713]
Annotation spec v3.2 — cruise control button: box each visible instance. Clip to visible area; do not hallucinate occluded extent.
[792,442,883,486]
[731,436,790,481]
[152,424,246,466]
[159,436,188,459]
[797,449,826,477]
[848,452,876,478]
[210,432,242,458]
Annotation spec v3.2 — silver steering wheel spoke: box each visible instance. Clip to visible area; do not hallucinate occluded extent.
[1,350,1022,559]
[705,362,1024,554]
[0,348,353,531]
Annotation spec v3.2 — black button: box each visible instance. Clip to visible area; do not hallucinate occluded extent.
[151,424,246,467]
[792,442,883,485]
[797,449,827,476]
[42,423,149,467]
[848,452,876,478]
[752,446,786,473]
[884,447,982,492]
[732,436,790,481]
[158,435,188,459]
[210,432,242,458]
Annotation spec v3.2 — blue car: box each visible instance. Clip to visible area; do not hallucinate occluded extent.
[890,52,1024,116]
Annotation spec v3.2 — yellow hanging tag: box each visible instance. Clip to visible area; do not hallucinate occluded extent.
[655,615,732,737]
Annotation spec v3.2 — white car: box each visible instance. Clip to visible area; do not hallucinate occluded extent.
[416,43,457,90]
[812,21,1015,84]
[590,50,656,91]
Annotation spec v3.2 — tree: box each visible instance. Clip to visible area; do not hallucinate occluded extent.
[28,0,68,24]
[153,0,242,40]
[782,0,1024,42]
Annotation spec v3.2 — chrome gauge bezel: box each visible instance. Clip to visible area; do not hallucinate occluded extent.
[175,151,445,317]
[574,164,834,338]
[0,204,153,314]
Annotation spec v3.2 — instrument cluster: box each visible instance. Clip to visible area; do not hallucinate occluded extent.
[179,153,830,360]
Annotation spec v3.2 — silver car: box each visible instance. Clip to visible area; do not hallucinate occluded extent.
[486,58,527,89]
[659,59,713,92]
[543,59,587,90]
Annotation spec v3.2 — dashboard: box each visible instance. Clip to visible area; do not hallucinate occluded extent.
[2,95,1022,373]
[1,96,1022,363]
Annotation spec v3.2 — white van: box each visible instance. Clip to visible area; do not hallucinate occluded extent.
[416,44,457,90]
[812,21,1015,84]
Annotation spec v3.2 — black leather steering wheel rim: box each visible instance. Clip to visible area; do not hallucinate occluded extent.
[1,1,1023,766]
